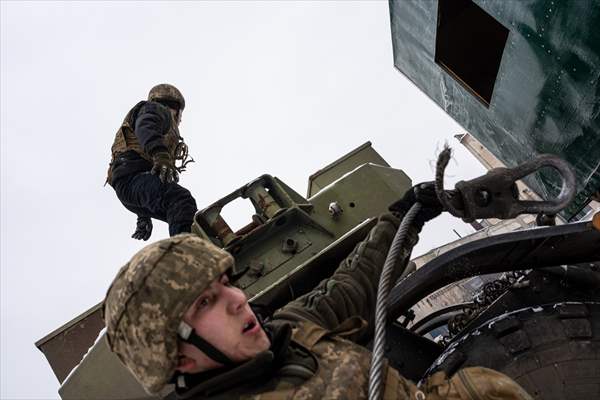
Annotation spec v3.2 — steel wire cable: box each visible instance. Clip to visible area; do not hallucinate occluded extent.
[368,203,422,400]
[435,145,463,217]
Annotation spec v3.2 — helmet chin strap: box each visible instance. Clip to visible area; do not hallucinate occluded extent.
[178,322,234,367]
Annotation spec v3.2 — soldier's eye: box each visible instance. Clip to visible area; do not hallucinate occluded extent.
[197,297,211,309]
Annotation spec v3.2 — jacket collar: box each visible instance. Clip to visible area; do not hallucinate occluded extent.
[175,321,292,399]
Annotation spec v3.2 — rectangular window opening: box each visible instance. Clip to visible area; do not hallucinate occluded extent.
[435,0,509,106]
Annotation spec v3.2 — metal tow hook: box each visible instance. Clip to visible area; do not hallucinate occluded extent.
[439,153,576,222]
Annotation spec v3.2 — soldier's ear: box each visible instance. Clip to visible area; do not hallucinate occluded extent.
[175,354,197,373]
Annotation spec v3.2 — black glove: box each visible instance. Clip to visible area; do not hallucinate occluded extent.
[151,151,179,184]
[132,216,153,241]
[389,182,443,230]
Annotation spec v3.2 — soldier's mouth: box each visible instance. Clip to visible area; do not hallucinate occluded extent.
[242,318,258,334]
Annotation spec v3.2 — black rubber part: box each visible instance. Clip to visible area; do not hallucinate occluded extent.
[429,302,600,400]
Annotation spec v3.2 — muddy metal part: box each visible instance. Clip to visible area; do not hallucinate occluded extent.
[37,142,411,399]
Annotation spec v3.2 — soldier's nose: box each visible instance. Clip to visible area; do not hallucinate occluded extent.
[225,287,246,315]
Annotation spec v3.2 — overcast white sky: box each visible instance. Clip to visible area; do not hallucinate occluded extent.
[1,1,487,398]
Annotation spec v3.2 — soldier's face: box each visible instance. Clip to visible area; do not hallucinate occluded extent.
[171,108,182,126]
[176,273,271,373]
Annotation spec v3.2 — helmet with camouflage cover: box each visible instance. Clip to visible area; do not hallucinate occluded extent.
[148,83,185,110]
[103,234,233,394]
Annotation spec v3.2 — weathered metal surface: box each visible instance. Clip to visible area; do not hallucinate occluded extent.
[249,217,378,312]
[58,335,163,400]
[389,0,600,219]
[307,141,390,198]
[193,144,411,302]
[35,302,104,384]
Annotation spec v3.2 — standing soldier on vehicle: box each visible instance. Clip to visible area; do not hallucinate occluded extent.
[103,185,532,399]
[106,84,197,240]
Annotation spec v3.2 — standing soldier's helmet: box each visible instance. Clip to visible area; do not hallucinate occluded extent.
[103,235,233,394]
[148,83,185,111]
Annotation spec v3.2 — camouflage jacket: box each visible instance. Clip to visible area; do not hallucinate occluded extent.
[176,214,532,400]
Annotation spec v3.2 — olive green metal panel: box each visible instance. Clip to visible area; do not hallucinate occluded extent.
[249,217,379,311]
[35,302,104,384]
[389,0,600,219]
[230,207,335,298]
[307,141,390,198]
[230,163,411,301]
[191,143,410,306]
[58,335,165,400]
[308,163,411,234]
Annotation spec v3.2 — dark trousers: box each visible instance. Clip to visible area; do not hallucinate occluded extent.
[112,172,198,236]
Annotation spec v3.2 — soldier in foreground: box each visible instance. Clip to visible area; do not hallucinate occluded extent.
[106,84,197,240]
[103,186,532,399]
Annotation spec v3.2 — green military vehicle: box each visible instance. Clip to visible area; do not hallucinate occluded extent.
[37,142,416,399]
[36,140,600,399]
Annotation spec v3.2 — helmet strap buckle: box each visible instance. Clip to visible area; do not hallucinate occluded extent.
[177,321,235,367]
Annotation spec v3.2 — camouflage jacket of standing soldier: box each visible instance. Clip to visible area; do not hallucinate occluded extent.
[106,100,187,185]
[174,214,532,400]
